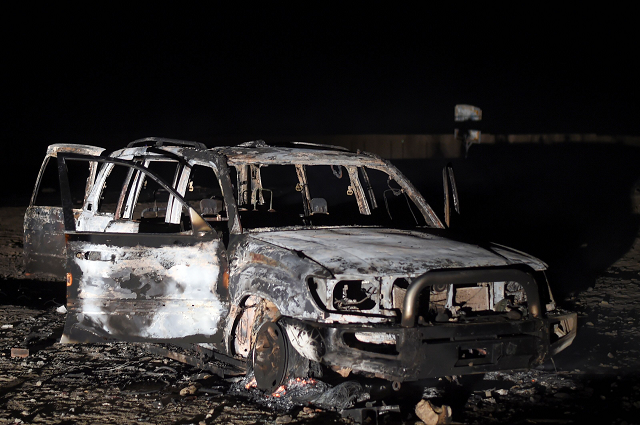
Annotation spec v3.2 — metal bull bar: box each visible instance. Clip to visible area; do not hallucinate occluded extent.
[401,267,541,327]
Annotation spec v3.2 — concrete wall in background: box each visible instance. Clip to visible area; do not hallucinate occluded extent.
[260,134,640,159]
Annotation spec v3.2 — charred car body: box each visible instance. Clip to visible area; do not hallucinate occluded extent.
[24,137,576,391]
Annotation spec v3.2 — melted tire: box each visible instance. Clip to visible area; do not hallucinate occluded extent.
[252,321,288,392]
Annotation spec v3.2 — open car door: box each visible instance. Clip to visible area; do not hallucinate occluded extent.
[57,154,230,345]
[24,144,104,279]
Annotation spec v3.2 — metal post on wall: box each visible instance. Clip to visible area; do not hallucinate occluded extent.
[454,104,482,158]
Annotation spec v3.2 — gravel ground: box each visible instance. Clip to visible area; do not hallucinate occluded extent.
[1,206,639,424]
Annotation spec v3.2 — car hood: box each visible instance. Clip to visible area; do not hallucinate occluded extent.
[248,227,546,277]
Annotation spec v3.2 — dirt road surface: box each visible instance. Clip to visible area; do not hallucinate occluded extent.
[2,205,639,424]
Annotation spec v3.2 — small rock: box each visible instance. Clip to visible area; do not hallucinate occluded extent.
[1,324,13,329]
[301,407,316,417]
[11,348,29,358]
[276,415,293,424]
[586,322,594,327]
[554,392,570,399]
[56,305,67,314]
[495,389,508,396]
[600,300,609,305]
[180,384,198,396]
[587,287,594,292]
[608,352,614,358]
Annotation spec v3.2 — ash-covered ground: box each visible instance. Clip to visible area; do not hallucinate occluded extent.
[2,201,640,424]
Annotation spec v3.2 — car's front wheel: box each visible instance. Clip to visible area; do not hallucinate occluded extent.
[252,321,290,392]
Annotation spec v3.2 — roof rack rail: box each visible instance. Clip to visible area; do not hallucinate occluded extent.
[127,137,207,150]
[270,141,351,152]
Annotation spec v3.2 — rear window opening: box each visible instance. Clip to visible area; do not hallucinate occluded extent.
[35,157,92,209]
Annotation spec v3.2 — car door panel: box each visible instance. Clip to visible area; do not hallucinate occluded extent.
[58,154,229,345]
[63,232,228,343]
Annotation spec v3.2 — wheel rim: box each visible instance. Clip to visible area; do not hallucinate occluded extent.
[253,322,288,392]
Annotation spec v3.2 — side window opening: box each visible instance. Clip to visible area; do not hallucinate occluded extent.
[97,164,131,214]
[130,161,180,221]
[184,164,227,224]
[34,157,91,209]
[92,161,198,234]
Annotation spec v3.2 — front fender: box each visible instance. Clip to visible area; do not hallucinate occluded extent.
[228,235,329,320]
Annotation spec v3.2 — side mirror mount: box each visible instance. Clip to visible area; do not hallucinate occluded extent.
[443,163,460,228]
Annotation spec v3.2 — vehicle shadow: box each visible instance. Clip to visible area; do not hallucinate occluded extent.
[0,278,66,309]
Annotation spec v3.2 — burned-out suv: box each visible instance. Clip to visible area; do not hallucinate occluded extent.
[24,137,576,391]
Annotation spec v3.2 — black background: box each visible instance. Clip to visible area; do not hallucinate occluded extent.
[4,5,639,298]
[6,6,637,149]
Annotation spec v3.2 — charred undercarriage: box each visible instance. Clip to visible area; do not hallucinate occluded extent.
[23,137,576,396]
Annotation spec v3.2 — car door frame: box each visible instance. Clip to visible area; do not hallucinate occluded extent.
[57,153,230,346]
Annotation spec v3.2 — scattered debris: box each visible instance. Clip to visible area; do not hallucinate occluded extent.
[275,414,293,424]
[311,381,368,410]
[341,404,401,424]
[415,399,452,425]
[10,347,29,358]
[179,383,198,396]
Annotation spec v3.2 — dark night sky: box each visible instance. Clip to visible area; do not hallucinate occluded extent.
[5,6,638,159]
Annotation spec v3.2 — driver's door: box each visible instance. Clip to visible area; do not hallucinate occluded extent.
[58,154,230,345]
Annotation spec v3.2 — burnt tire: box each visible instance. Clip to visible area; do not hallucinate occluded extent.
[252,321,289,392]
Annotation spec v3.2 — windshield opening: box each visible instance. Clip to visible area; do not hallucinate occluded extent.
[230,164,429,229]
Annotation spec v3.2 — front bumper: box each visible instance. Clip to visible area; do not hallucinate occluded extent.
[285,310,577,382]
